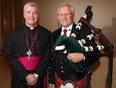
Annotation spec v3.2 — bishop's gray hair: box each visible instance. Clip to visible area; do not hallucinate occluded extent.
[23,2,39,12]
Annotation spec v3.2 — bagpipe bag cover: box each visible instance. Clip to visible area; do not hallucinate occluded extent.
[55,35,93,73]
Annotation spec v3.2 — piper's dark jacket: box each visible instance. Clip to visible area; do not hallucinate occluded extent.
[2,25,51,88]
[49,23,101,84]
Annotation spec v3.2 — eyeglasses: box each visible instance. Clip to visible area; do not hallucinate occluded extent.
[57,13,72,17]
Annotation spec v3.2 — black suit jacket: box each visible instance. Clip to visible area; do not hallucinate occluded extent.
[49,23,101,83]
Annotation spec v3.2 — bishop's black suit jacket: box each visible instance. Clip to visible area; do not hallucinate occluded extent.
[2,25,51,88]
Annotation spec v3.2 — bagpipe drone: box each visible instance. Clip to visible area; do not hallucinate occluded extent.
[54,6,114,88]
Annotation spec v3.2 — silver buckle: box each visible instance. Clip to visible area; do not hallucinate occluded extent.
[60,80,78,88]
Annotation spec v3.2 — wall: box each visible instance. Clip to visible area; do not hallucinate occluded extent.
[37,0,116,88]
[0,1,2,49]
[0,0,115,88]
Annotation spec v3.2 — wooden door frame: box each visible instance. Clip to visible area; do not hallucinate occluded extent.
[0,0,23,48]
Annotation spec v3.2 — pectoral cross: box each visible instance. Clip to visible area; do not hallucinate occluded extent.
[26,49,32,60]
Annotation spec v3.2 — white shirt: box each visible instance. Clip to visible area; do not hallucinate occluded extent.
[61,24,73,37]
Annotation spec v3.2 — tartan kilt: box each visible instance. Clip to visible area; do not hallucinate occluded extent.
[55,73,91,88]
[78,82,91,88]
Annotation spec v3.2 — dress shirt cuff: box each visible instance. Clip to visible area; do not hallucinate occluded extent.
[83,55,86,60]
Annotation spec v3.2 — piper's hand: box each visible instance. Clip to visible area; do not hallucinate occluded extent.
[67,53,85,63]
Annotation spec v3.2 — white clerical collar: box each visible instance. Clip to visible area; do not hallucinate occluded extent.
[26,24,37,30]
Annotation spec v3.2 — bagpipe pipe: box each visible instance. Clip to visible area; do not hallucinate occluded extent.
[54,6,115,88]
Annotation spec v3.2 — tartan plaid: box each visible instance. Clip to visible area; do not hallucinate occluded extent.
[75,74,91,88]
[56,73,91,88]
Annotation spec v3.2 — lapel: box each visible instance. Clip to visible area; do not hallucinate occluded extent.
[70,23,77,35]
[70,23,79,39]
[52,28,61,41]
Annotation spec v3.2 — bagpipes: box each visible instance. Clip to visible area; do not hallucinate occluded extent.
[54,6,114,88]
